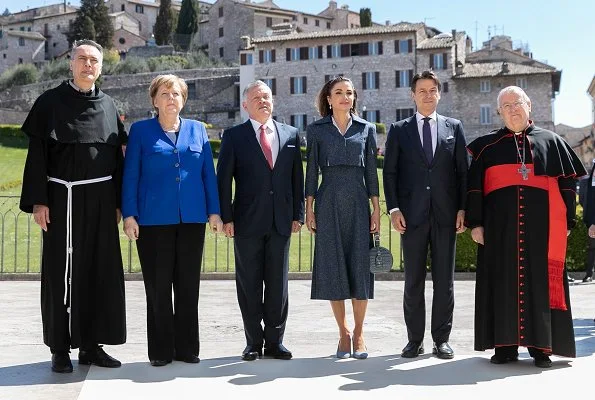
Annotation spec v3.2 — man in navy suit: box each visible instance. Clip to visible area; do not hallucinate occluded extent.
[217,80,304,361]
[383,70,468,360]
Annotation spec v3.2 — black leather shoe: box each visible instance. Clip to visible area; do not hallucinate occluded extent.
[241,345,262,361]
[264,344,293,360]
[533,355,552,368]
[174,354,200,363]
[583,276,593,283]
[433,342,454,359]
[51,352,73,373]
[78,346,121,368]
[150,359,171,367]
[401,341,424,358]
[567,276,575,283]
[490,353,518,364]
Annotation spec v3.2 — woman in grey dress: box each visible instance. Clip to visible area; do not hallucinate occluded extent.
[305,76,380,359]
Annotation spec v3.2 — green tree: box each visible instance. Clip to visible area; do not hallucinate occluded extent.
[154,0,174,45]
[176,0,198,35]
[359,8,372,27]
[68,0,113,48]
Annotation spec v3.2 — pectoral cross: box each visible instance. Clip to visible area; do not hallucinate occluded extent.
[518,164,531,180]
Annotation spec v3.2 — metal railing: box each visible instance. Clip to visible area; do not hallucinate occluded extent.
[0,195,402,275]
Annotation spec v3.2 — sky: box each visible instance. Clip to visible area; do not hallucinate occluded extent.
[3,0,594,127]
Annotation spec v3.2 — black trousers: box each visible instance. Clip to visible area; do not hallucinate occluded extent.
[401,215,456,344]
[585,236,595,278]
[136,223,205,361]
[234,227,290,348]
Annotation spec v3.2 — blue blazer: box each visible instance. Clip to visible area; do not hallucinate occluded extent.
[121,117,220,225]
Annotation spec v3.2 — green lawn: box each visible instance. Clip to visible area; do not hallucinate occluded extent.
[0,139,399,273]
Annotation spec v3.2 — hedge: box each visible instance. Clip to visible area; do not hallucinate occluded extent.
[0,125,24,138]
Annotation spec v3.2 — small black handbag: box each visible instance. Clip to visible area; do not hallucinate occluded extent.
[369,232,393,274]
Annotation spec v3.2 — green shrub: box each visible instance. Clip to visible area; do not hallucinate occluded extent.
[112,57,150,75]
[374,122,386,135]
[209,139,221,157]
[0,125,25,138]
[102,49,121,75]
[0,63,39,90]
[40,59,70,81]
[147,55,189,72]
[455,230,478,271]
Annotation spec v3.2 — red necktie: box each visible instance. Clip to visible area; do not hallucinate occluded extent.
[260,125,273,169]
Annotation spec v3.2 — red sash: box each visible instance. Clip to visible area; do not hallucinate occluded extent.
[484,164,567,310]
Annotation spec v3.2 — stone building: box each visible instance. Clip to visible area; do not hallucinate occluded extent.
[0,31,46,73]
[239,27,561,145]
[203,0,363,63]
[0,2,78,67]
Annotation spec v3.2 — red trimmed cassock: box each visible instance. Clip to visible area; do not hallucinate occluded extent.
[465,122,585,358]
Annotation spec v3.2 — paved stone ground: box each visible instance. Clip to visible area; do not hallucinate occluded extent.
[0,278,593,399]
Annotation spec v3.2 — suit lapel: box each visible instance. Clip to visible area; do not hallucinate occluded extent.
[274,121,291,170]
[405,116,427,163]
[432,114,451,166]
[243,120,273,169]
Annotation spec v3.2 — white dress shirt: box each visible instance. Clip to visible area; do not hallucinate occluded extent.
[415,111,438,155]
[250,118,279,166]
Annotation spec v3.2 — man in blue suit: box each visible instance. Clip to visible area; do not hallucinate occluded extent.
[383,70,468,360]
[217,80,304,361]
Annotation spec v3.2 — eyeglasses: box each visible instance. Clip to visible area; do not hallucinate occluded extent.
[499,100,527,111]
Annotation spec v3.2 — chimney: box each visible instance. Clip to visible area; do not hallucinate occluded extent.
[502,61,509,73]
[452,29,458,70]
[385,20,391,26]
[328,1,337,10]
[63,0,66,12]
[455,60,464,75]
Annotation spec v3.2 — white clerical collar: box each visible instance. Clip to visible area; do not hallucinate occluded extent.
[69,80,95,94]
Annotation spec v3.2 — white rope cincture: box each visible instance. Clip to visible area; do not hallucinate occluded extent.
[48,175,112,336]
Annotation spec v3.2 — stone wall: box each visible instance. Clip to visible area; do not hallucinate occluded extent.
[127,45,174,58]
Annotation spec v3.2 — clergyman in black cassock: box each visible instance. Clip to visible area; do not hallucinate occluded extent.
[19,40,127,373]
[465,86,585,368]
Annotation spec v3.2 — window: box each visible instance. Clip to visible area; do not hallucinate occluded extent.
[368,41,383,55]
[480,105,492,125]
[2,53,5,59]
[135,4,144,13]
[118,37,126,44]
[19,37,25,46]
[339,42,372,58]
[309,46,322,59]
[430,53,447,70]
[283,19,289,22]
[259,49,276,64]
[286,47,301,61]
[326,21,331,29]
[187,83,196,99]
[362,72,380,90]
[218,6,223,17]
[363,110,380,123]
[326,44,340,59]
[290,114,308,132]
[219,47,224,58]
[517,77,528,89]
[292,15,297,21]
[266,17,273,27]
[240,53,252,65]
[396,108,415,121]
[0,31,3,39]
[18,57,23,64]
[396,70,413,88]
[53,42,57,47]
[290,77,307,94]
[219,27,224,37]
[303,17,308,24]
[395,39,413,54]
[261,78,277,95]
[228,111,235,119]
[121,4,125,11]
[315,19,320,27]
[480,80,491,93]
[443,82,449,93]
[56,24,60,31]
[324,73,344,82]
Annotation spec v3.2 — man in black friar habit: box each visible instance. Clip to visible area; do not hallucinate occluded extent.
[465,86,585,368]
[19,39,127,373]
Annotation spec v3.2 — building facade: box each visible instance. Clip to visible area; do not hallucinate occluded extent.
[0,31,46,73]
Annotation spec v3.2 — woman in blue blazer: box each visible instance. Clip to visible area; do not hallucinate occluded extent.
[122,75,223,367]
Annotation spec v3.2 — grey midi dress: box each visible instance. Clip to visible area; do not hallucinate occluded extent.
[305,114,379,300]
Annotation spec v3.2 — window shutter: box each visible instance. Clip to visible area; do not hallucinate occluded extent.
[300,47,308,60]
[303,77,307,93]
[442,53,447,69]
[259,50,263,63]
[408,69,413,86]
[362,72,367,90]
[394,40,399,54]
[290,115,295,127]
[327,45,332,58]
[429,54,434,69]
[362,110,367,120]
[318,46,323,58]
[443,82,449,93]
[240,53,247,65]
[271,49,276,62]
[290,77,295,94]
[395,71,400,87]
[374,72,380,89]
[341,44,349,57]
[408,39,413,52]
[375,110,380,122]
[360,42,368,56]
[378,41,383,55]
[272,78,277,95]
[302,114,308,129]
[286,48,291,61]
